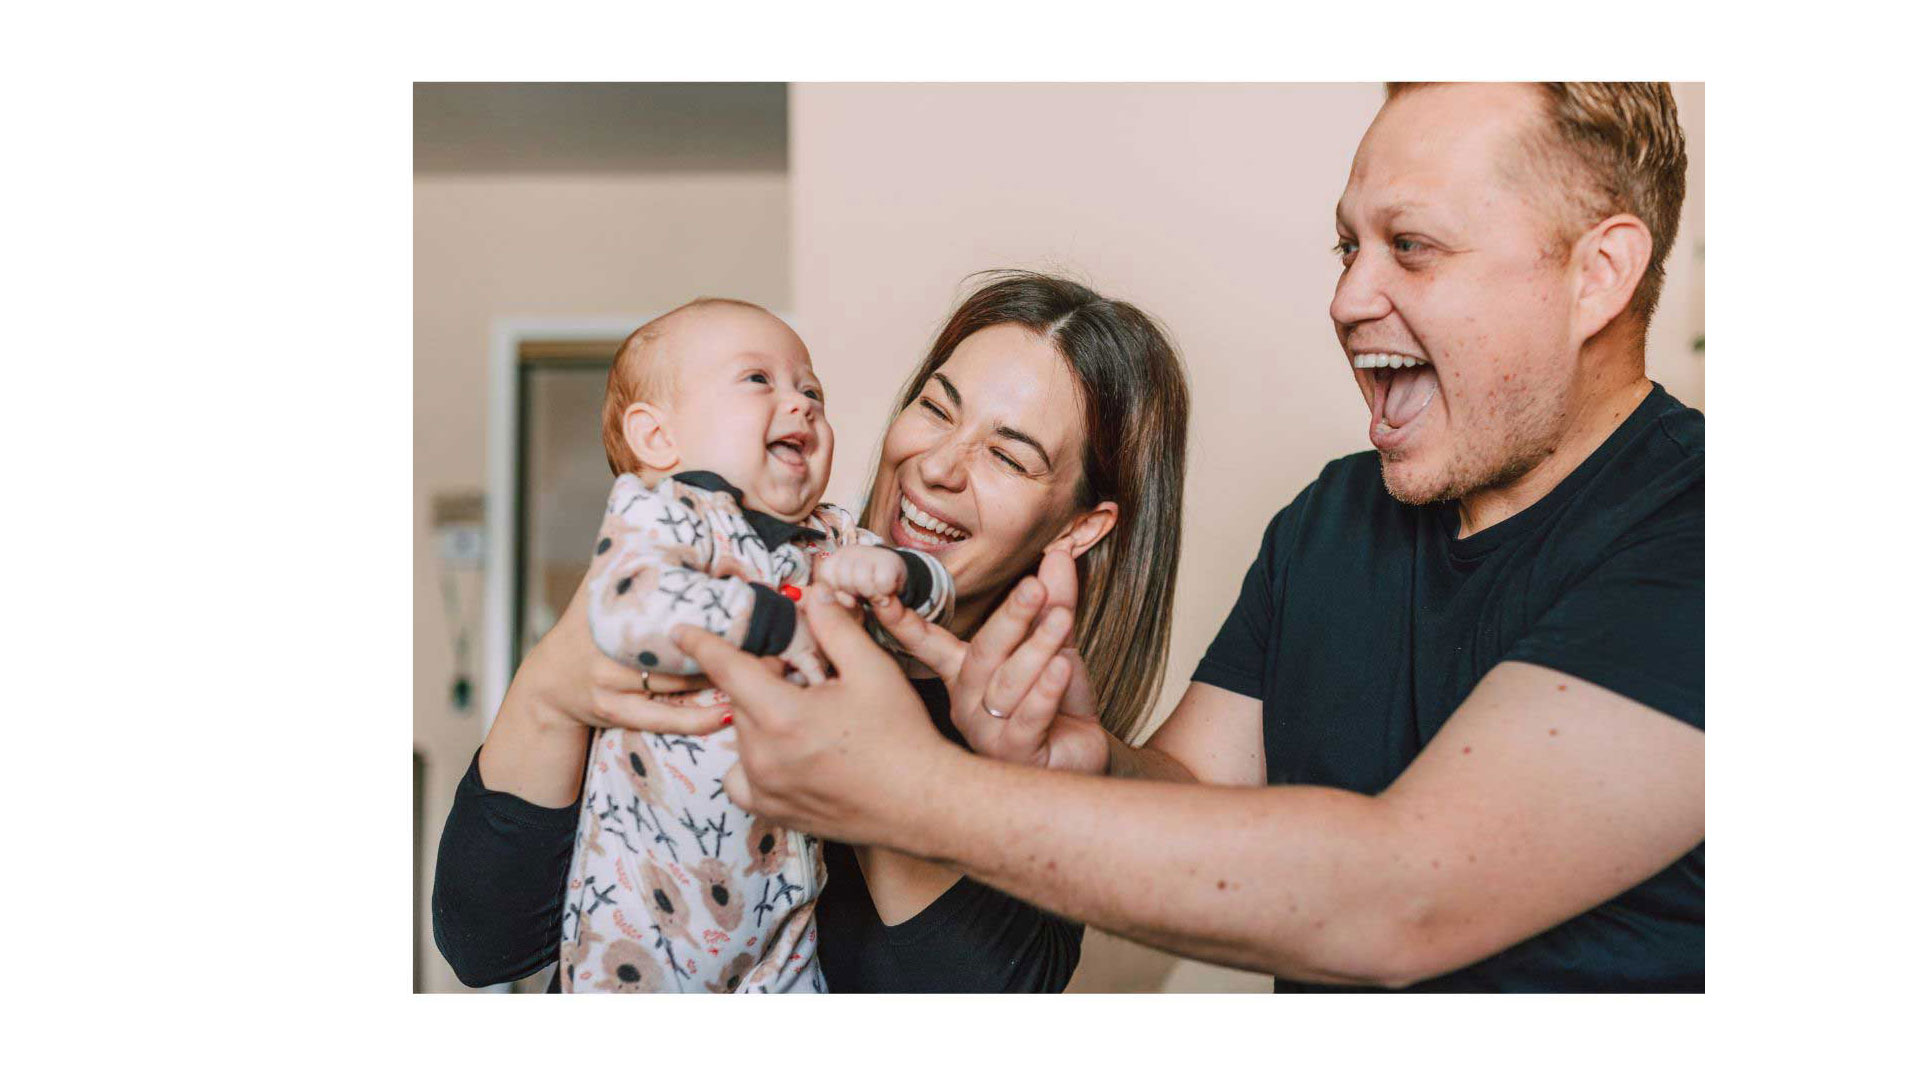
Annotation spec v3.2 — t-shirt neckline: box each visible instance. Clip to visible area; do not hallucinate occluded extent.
[1441,382,1671,561]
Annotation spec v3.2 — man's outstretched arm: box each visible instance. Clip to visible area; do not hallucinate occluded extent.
[681,597,1704,987]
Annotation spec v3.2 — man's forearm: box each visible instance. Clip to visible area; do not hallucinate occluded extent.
[894,750,1434,986]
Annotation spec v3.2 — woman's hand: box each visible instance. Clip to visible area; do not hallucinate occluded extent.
[529,576,732,736]
[479,577,732,808]
[870,544,1111,774]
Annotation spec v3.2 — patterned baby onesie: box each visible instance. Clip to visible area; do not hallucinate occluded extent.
[560,470,952,993]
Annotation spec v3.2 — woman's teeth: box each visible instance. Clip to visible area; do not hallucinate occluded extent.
[899,495,968,541]
[1351,352,1430,370]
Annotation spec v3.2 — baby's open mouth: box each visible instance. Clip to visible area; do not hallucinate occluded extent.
[767,438,807,467]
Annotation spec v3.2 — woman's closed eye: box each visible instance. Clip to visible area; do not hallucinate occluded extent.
[992,448,1031,475]
[918,396,951,422]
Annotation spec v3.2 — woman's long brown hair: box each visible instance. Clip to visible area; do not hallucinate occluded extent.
[861,271,1190,744]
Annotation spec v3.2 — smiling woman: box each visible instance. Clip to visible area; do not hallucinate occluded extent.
[864,272,1191,743]
[433,269,1193,994]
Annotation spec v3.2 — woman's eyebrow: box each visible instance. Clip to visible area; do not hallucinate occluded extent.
[996,426,1053,472]
[931,372,962,407]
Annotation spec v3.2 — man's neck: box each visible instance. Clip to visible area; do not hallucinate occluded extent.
[1455,349,1653,539]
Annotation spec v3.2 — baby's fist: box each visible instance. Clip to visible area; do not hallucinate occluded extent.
[813,546,908,603]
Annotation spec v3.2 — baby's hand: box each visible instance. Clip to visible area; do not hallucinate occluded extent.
[777,610,830,687]
[812,546,908,604]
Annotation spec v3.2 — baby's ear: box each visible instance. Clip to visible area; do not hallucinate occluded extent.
[623,402,680,472]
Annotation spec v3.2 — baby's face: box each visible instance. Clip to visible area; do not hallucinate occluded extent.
[663,307,834,523]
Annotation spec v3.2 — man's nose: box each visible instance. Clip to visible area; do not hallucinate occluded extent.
[1329,247,1393,329]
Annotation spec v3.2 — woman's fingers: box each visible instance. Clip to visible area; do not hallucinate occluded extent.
[1037,542,1079,617]
[590,657,711,696]
[672,626,797,728]
[1058,647,1098,717]
[980,605,1076,720]
[868,594,966,680]
[1006,653,1075,756]
[964,575,1049,679]
[590,691,731,735]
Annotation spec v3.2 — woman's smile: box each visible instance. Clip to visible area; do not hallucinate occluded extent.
[891,491,971,551]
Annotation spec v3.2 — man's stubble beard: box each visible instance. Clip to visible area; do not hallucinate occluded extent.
[1378,378,1568,508]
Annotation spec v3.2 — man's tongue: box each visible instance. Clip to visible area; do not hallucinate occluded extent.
[1379,366,1439,428]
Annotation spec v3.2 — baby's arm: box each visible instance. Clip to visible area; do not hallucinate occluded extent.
[813,526,956,626]
[586,475,810,677]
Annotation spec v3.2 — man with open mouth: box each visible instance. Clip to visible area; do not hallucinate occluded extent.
[688,82,1704,993]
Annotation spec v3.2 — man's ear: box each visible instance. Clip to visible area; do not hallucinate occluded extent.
[622,402,680,473]
[1053,501,1119,559]
[1572,213,1653,340]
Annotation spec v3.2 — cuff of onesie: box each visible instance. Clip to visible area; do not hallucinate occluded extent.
[742,582,798,656]
[894,548,935,611]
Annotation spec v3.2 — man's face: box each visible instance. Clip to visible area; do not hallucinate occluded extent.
[1331,83,1585,506]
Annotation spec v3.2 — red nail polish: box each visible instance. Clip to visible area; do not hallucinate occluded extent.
[721,713,733,726]
[779,584,802,601]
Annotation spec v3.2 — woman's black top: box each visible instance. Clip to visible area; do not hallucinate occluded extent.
[431,678,1083,993]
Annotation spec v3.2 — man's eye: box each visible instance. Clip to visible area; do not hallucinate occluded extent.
[918,397,950,421]
[1333,239,1358,266]
[1392,237,1425,255]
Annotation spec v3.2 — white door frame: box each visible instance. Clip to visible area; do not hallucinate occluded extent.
[481,315,653,733]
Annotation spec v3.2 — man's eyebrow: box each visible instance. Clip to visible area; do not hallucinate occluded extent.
[931,372,962,407]
[996,426,1054,472]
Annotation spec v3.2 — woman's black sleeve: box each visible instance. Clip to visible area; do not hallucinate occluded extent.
[430,749,579,987]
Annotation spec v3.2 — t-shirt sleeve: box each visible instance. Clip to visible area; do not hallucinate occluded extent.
[1503,520,1704,730]
[430,749,579,987]
[1191,509,1290,701]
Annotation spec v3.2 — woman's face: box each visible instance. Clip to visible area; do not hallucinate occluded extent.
[870,323,1102,632]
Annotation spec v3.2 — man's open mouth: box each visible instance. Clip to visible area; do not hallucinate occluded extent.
[896,492,969,549]
[1356,352,1438,445]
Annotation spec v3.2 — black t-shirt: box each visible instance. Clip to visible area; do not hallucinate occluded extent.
[431,678,1081,993]
[1193,383,1704,992]
[815,679,1083,992]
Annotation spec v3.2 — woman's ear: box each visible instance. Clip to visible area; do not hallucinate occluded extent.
[622,402,681,473]
[1055,500,1119,559]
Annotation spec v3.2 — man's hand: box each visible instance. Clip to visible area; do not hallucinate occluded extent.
[870,543,1110,773]
[672,594,960,844]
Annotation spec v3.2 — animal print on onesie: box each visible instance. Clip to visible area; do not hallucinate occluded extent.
[560,470,953,993]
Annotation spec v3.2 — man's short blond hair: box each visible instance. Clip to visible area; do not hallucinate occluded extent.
[600,297,771,476]
[1387,82,1688,325]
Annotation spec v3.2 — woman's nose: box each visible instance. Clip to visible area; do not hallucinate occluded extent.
[916,433,968,491]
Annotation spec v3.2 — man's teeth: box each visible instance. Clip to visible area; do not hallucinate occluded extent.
[900,495,967,540]
[1351,352,1431,370]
